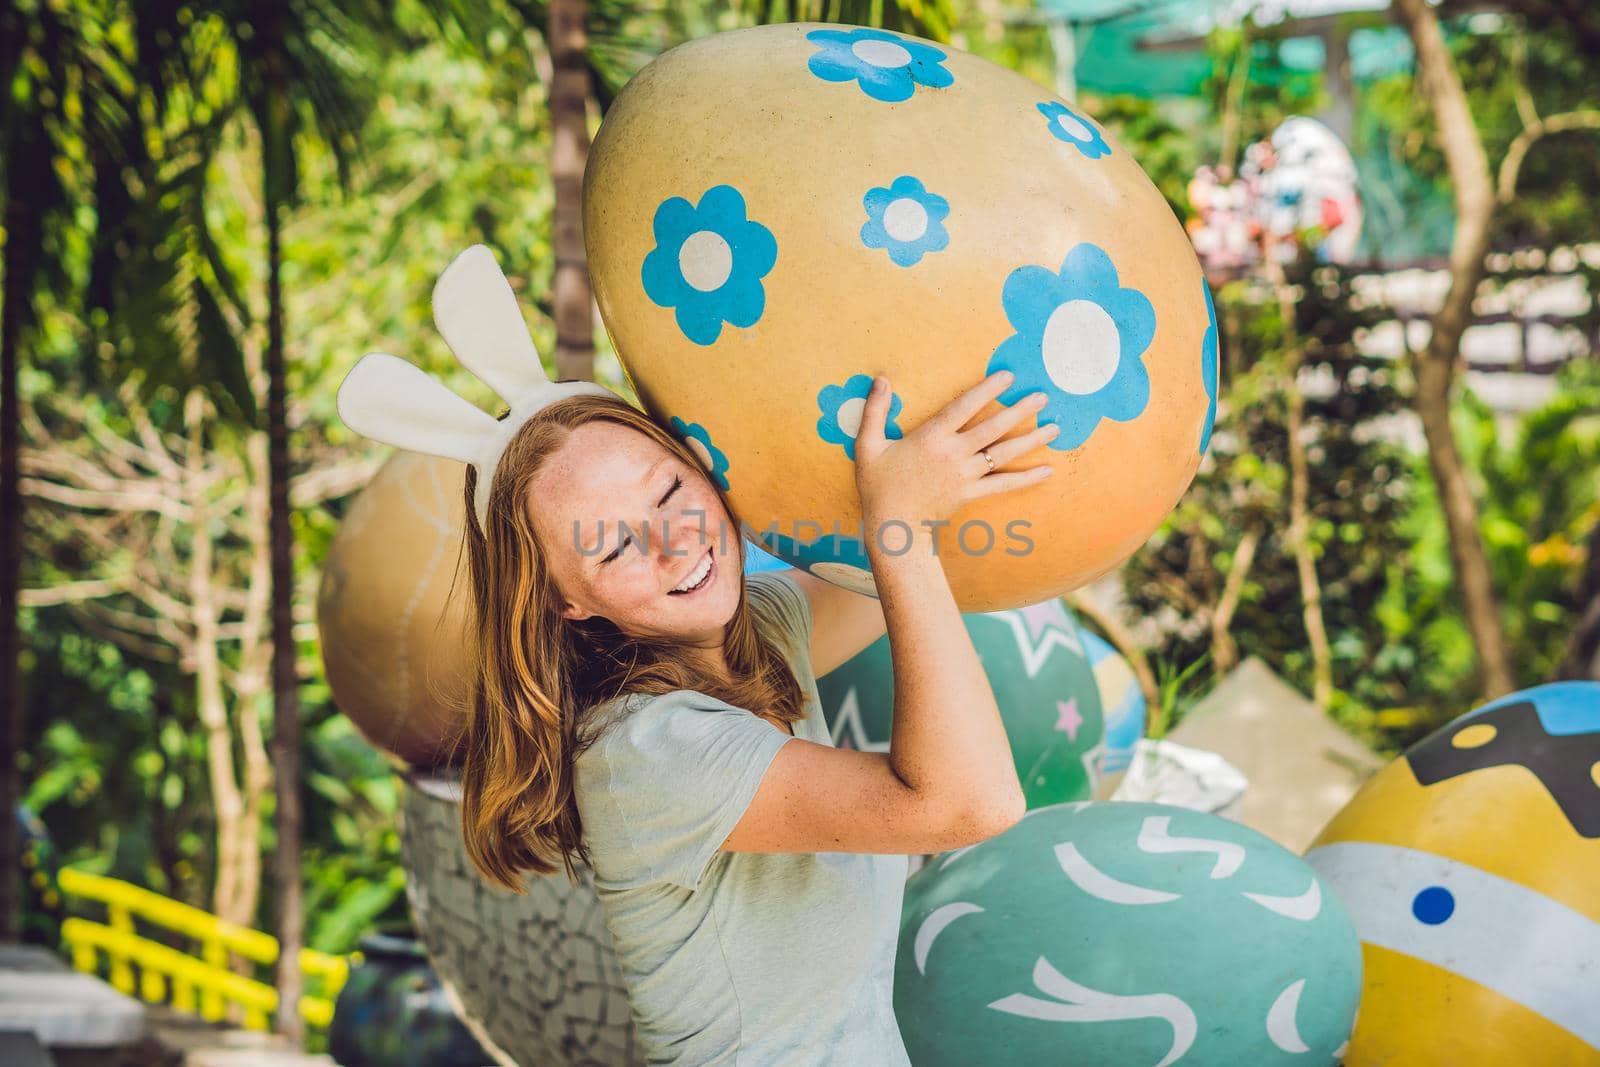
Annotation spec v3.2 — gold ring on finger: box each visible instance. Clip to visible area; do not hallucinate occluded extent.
[981,448,995,473]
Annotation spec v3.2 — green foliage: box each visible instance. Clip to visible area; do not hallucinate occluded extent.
[1124,257,1435,749]
[1453,360,1600,683]
[1124,253,1599,750]
[1359,14,1600,253]
[1145,651,1213,740]
[1083,93,1200,219]
[1200,23,1324,162]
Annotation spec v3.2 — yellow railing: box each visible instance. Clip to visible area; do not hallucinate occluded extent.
[57,867,355,1030]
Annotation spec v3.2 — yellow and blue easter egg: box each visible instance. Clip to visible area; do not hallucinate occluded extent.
[1082,627,1147,775]
[898,802,1362,1065]
[1306,681,1600,1065]
[585,24,1216,612]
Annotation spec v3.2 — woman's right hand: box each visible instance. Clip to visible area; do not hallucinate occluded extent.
[852,370,1057,534]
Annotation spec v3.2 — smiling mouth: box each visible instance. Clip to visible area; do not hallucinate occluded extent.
[668,549,715,596]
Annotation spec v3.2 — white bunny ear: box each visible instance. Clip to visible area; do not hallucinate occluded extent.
[431,244,552,405]
[336,351,498,466]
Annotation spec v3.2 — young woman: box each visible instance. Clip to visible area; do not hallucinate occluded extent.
[457,368,1056,1064]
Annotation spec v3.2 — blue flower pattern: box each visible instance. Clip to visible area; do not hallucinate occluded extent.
[758,530,876,595]
[641,185,777,346]
[1037,101,1111,160]
[805,27,954,103]
[861,176,950,267]
[1199,279,1219,456]
[985,243,1156,451]
[669,416,731,491]
[817,375,904,460]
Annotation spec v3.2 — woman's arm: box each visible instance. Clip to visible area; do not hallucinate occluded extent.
[853,371,1053,817]
[723,371,1058,857]
[790,570,886,678]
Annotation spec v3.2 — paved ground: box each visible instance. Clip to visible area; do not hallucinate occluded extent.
[128,1005,335,1067]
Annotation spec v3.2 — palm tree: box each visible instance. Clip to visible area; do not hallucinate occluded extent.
[110,0,403,1036]
[220,2,393,1038]
[0,0,175,943]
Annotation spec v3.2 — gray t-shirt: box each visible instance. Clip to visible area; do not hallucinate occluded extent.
[573,571,912,1066]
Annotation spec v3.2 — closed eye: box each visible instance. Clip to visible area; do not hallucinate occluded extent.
[601,532,631,565]
[598,474,679,566]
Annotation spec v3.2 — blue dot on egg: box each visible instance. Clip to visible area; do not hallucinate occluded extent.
[1412,886,1455,925]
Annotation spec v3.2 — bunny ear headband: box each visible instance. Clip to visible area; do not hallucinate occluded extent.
[336,244,615,530]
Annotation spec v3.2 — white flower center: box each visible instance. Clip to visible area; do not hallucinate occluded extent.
[1042,299,1122,395]
[686,436,714,471]
[835,396,867,438]
[851,39,913,69]
[882,198,929,243]
[1055,111,1094,142]
[679,230,733,292]
[810,562,879,597]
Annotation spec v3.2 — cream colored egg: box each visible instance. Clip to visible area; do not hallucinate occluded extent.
[316,452,473,766]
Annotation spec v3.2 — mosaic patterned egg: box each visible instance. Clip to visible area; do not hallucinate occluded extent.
[1082,628,1147,775]
[1306,681,1600,1065]
[897,802,1361,1066]
[817,598,1105,806]
[400,774,642,1066]
[585,23,1215,612]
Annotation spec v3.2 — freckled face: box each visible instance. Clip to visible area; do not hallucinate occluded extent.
[529,421,741,644]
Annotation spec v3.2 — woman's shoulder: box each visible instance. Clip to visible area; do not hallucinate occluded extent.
[575,687,737,757]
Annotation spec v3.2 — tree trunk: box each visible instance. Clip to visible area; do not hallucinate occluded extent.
[1392,0,1518,699]
[238,432,275,942]
[1211,524,1261,675]
[184,390,251,928]
[1268,268,1334,710]
[1217,28,1252,175]
[0,143,44,944]
[550,0,595,382]
[262,24,305,1042]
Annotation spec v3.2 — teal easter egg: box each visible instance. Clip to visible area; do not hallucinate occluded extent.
[818,599,1105,805]
[896,802,1362,1066]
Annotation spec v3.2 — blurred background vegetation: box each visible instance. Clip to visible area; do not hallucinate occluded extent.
[4,0,1596,1049]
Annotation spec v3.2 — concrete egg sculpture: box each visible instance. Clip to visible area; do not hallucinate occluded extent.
[898,801,1362,1066]
[817,598,1105,806]
[400,774,642,1066]
[316,452,474,766]
[585,24,1216,612]
[1306,681,1600,1066]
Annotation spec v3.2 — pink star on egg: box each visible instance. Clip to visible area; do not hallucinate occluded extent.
[1054,698,1083,741]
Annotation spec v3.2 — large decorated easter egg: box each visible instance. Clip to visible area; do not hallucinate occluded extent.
[317,452,474,767]
[1082,628,1147,775]
[898,801,1361,1065]
[1305,681,1600,1065]
[817,598,1105,805]
[585,24,1216,612]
